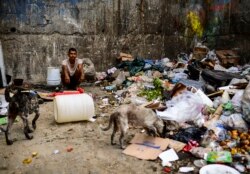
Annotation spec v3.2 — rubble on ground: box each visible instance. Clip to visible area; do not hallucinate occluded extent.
[94,47,250,173]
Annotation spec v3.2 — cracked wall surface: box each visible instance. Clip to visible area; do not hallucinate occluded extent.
[0,0,249,82]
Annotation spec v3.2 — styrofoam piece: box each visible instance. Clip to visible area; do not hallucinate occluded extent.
[221,90,230,103]
[54,94,95,123]
[159,148,179,167]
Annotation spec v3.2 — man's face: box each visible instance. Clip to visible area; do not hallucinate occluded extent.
[68,50,77,64]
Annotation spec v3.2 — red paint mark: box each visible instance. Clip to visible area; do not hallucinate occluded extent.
[210,5,226,11]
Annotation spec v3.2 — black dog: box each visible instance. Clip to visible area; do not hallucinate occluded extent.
[0,85,40,145]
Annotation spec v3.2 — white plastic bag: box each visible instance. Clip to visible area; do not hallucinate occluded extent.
[220,113,248,131]
[231,90,244,113]
[195,89,213,107]
[157,91,205,125]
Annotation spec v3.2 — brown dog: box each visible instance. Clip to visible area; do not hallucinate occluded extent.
[100,104,164,149]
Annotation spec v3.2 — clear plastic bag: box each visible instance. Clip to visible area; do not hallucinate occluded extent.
[157,91,205,126]
[220,113,248,131]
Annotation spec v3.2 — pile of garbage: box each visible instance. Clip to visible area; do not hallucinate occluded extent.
[95,45,250,173]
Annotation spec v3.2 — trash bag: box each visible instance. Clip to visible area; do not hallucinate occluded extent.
[201,69,242,89]
[172,72,188,83]
[117,58,145,76]
[129,58,145,76]
[241,82,250,124]
[151,64,164,72]
[219,113,248,132]
[143,59,154,71]
[187,63,201,80]
[171,126,207,144]
[231,90,244,108]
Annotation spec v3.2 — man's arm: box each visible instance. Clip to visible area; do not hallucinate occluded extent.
[62,65,70,84]
[78,63,85,82]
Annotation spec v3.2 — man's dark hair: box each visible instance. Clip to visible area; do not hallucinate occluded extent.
[68,48,77,53]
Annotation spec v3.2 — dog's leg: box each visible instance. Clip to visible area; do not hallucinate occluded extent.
[145,126,158,137]
[145,127,154,136]
[119,119,128,149]
[26,124,33,133]
[20,113,33,140]
[153,119,165,138]
[111,119,118,145]
[162,121,167,138]
[32,109,40,130]
[4,114,16,145]
[25,115,33,134]
[24,114,33,133]
[119,129,126,149]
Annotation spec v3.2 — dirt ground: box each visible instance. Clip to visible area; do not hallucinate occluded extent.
[0,86,174,174]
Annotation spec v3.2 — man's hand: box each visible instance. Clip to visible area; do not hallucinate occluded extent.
[65,77,70,84]
[79,72,84,83]
[62,65,70,84]
[79,77,84,83]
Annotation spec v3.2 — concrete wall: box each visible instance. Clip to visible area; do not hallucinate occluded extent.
[0,0,249,83]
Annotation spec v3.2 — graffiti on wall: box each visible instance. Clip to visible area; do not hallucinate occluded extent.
[205,0,234,48]
[186,11,203,38]
[183,0,237,48]
[209,0,232,11]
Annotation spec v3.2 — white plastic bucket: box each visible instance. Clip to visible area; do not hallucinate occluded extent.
[47,67,61,86]
[54,94,95,123]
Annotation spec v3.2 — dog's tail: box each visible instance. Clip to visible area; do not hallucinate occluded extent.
[100,112,117,131]
[4,86,12,103]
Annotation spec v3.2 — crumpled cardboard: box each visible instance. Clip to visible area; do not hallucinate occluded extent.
[122,134,169,160]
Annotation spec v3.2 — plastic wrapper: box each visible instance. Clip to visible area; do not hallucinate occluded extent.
[208,123,229,141]
[172,72,188,83]
[190,147,212,159]
[231,90,244,112]
[205,151,232,163]
[204,120,228,141]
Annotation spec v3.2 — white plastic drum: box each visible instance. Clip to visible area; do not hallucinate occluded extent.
[47,67,61,86]
[54,94,95,123]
